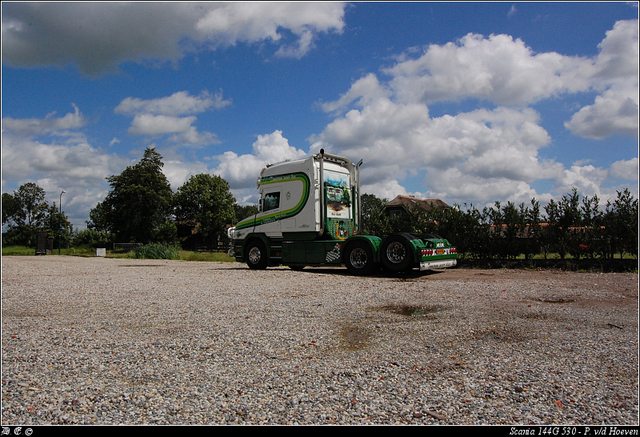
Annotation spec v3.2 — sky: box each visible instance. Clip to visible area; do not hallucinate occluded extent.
[2,2,638,230]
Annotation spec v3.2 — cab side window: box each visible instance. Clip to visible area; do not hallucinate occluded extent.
[262,192,280,212]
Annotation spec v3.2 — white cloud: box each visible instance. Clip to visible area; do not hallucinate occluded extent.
[162,160,211,190]
[1,2,346,75]
[591,19,639,83]
[423,167,545,206]
[168,127,219,146]
[1,105,117,182]
[379,19,637,140]
[319,73,392,115]
[564,86,638,139]
[2,104,86,137]
[212,130,307,189]
[313,19,638,206]
[1,133,128,185]
[610,157,639,180]
[194,2,345,58]
[1,106,131,227]
[1,133,130,229]
[313,96,562,203]
[564,19,639,139]
[116,91,226,146]
[115,90,231,116]
[383,33,594,106]
[556,164,610,197]
[128,114,197,136]
[361,179,409,201]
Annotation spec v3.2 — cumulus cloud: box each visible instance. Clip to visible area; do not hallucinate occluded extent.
[564,86,638,139]
[423,167,544,207]
[162,159,211,190]
[1,101,136,228]
[212,130,308,189]
[318,73,392,115]
[313,19,638,204]
[194,2,345,58]
[1,110,131,226]
[556,164,610,196]
[1,2,346,75]
[383,33,593,106]
[610,158,639,181]
[379,19,637,139]
[128,114,198,136]
[312,96,562,202]
[361,179,410,201]
[2,104,86,137]
[114,90,231,116]
[116,91,226,146]
[564,19,639,138]
[1,104,129,183]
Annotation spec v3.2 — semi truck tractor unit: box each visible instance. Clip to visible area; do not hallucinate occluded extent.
[227,150,458,275]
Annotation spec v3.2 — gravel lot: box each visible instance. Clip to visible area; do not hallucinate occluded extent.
[2,256,638,425]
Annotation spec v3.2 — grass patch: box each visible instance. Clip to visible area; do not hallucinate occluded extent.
[130,243,181,260]
[1,245,36,256]
[178,250,234,262]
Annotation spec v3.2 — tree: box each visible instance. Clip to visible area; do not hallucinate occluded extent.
[579,194,604,259]
[605,188,638,259]
[2,183,50,246]
[558,188,582,259]
[86,200,111,232]
[94,147,174,243]
[11,182,48,228]
[2,192,20,227]
[173,173,236,245]
[360,193,391,237]
[499,201,524,259]
[235,204,259,222]
[523,198,543,259]
[43,202,73,250]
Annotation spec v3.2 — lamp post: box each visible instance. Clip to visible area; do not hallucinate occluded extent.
[59,191,66,254]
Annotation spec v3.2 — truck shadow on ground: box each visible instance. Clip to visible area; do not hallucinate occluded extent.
[291,266,447,279]
[216,264,449,279]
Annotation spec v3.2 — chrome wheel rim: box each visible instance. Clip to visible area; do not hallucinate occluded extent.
[248,246,262,264]
[386,241,406,264]
[349,248,368,269]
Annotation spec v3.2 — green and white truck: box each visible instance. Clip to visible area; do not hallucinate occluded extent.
[227,150,457,275]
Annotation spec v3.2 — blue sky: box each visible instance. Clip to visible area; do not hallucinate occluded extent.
[2,2,638,230]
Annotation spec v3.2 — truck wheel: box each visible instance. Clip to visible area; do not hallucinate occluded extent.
[344,241,375,276]
[381,234,413,273]
[246,240,268,270]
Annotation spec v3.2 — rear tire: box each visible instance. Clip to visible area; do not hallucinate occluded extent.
[381,234,414,273]
[245,240,268,270]
[344,240,375,276]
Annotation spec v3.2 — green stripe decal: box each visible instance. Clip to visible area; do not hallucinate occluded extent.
[235,172,310,230]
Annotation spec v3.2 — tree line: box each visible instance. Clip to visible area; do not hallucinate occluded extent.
[361,189,638,261]
[2,146,638,261]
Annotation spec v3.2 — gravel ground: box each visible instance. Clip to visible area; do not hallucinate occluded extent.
[2,256,638,425]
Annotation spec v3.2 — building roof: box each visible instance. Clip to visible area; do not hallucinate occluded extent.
[384,195,451,212]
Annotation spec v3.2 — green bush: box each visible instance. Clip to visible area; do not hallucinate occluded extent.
[72,229,114,248]
[131,242,181,260]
